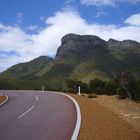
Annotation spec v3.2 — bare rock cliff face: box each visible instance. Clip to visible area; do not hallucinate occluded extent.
[56,34,140,60]
[55,33,107,64]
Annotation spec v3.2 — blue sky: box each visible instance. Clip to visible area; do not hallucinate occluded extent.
[0,0,140,72]
[1,0,140,27]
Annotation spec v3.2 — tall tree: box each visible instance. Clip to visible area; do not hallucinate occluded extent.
[114,71,133,99]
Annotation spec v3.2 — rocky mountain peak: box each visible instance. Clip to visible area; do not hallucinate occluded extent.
[61,33,80,45]
[56,33,107,60]
[61,33,106,46]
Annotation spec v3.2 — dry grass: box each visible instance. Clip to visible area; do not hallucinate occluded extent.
[69,93,140,140]
[93,95,140,132]
[0,95,7,104]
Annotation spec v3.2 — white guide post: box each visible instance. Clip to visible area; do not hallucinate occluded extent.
[78,86,81,95]
[42,85,44,91]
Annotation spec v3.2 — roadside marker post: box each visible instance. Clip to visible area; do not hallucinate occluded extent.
[42,85,44,91]
[78,86,81,95]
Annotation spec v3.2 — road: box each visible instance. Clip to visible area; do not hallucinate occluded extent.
[0,90,77,140]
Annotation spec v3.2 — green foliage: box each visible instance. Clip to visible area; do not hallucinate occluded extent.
[66,79,89,93]
[115,75,140,100]
[104,80,118,95]
[1,56,54,80]
[133,80,140,101]
[116,86,128,99]
[89,78,105,94]
[114,71,134,99]
[66,79,77,93]
[134,89,140,100]
[127,78,137,97]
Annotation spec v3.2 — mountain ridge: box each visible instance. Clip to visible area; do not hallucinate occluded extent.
[1,33,140,90]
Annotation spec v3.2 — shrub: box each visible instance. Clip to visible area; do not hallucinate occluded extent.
[116,86,127,99]
[66,79,89,94]
[89,78,105,94]
[133,80,140,101]
[104,80,118,95]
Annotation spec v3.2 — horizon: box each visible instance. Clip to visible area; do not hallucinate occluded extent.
[0,0,140,72]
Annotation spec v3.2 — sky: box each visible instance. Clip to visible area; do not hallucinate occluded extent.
[0,0,140,72]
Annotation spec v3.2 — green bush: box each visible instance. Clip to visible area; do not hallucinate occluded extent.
[104,80,118,95]
[89,78,105,94]
[116,86,127,99]
[66,79,89,93]
[133,81,140,101]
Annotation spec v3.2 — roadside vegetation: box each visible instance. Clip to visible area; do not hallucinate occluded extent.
[66,72,140,101]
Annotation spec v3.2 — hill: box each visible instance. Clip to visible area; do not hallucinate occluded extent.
[0,56,54,90]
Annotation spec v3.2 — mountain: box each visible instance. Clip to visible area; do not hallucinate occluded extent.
[45,34,108,89]
[44,34,140,89]
[0,33,140,90]
[0,56,54,90]
[1,56,54,80]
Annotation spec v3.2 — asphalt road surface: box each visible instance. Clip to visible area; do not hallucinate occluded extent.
[0,90,77,140]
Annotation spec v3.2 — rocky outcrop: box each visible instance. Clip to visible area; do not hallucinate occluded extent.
[56,34,140,61]
[108,38,140,48]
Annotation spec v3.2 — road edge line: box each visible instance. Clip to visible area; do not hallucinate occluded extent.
[0,94,9,106]
[54,92,81,140]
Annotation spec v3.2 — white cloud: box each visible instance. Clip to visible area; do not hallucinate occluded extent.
[65,0,76,4]
[81,0,115,6]
[0,9,140,72]
[96,11,106,18]
[26,25,38,31]
[16,12,24,24]
[80,0,140,6]
[40,16,46,22]
[125,13,140,26]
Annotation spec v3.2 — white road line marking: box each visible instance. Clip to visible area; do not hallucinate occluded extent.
[17,105,35,119]
[36,96,38,101]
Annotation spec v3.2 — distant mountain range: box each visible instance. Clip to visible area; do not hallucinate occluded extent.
[0,33,140,90]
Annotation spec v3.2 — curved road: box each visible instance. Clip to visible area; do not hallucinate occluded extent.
[0,90,77,140]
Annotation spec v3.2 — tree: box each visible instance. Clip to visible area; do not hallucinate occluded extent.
[116,86,127,99]
[66,79,89,93]
[114,71,133,99]
[133,80,140,100]
[89,78,105,94]
[104,80,118,95]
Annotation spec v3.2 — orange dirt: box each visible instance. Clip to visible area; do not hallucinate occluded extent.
[93,95,140,132]
[69,94,140,140]
[0,95,7,104]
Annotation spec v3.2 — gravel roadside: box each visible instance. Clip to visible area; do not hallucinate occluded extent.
[69,94,140,140]
[93,95,140,133]
[0,95,7,104]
